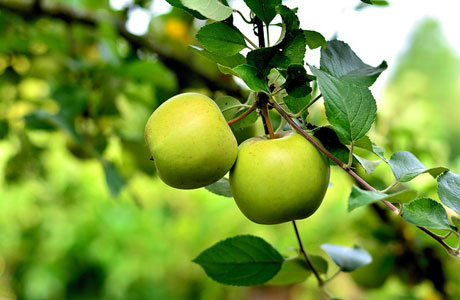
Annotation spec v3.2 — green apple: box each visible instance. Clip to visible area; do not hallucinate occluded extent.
[229,131,330,224]
[145,93,238,189]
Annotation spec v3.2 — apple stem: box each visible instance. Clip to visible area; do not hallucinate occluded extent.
[227,103,257,125]
[261,104,275,139]
[292,220,325,286]
[270,95,460,258]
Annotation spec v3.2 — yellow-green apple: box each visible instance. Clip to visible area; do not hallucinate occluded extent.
[229,131,330,224]
[145,93,238,189]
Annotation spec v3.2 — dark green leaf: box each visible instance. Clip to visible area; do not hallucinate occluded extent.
[451,216,460,233]
[181,0,232,21]
[233,64,269,92]
[309,255,328,274]
[310,67,376,143]
[388,151,448,182]
[283,94,310,115]
[348,185,418,212]
[402,198,454,230]
[275,5,300,45]
[165,0,207,19]
[267,258,311,285]
[271,30,306,69]
[321,244,372,272]
[193,235,283,286]
[320,40,387,87]
[102,161,125,197]
[361,0,389,6]
[304,30,327,49]
[205,177,232,198]
[437,171,460,216]
[313,126,349,165]
[243,0,281,24]
[282,64,312,98]
[196,22,247,56]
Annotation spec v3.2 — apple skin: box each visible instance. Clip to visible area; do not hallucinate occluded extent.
[229,131,330,224]
[145,93,238,189]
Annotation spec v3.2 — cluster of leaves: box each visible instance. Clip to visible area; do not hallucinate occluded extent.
[168,0,460,288]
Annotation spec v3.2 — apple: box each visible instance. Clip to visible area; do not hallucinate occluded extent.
[144,93,238,189]
[229,131,330,224]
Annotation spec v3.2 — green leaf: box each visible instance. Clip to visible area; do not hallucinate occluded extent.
[181,0,233,21]
[215,96,242,120]
[275,5,300,45]
[321,244,372,272]
[313,126,349,165]
[243,0,281,25]
[283,94,310,115]
[353,155,381,174]
[233,64,269,92]
[196,22,247,56]
[271,30,306,69]
[193,235,283,286]
[451,216,460,233]
[437,171,460,216]
[119,60,177,91]
[102,161,125,197]
[402,198,454,231]
[361,0,389,6]
[304,30,327,49]
[388,151,448,182]
[320,40,387,87]
[190,46,246,76]
[267,258,311,285]
[309,255,328,274]
[354,136,385,160]
[205,177,232,198]
[165,0,207,19]
[310,67,376,143]
[348,185,418,212]
[282,64,312,98]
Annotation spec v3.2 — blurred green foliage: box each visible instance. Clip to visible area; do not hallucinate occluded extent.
[0,1,460,299]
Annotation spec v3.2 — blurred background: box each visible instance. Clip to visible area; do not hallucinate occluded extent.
[0,0,459,299]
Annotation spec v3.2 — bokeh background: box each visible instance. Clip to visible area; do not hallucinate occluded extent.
[1,0,460,299]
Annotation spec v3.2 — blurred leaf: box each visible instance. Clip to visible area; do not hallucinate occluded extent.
[215,96,242,120]
[304,30,326,49]
[282,64,312,98]
[233,64,269,92]
[348,185,418,212]
[402,198,454,230]
[309,255,328,274]
[243,0,281,25]
[0,119,9,139]
[119,60,177,91]
[361,0,389,6]
[321,244,372,272]
[354,136,386,159]
[267,258,311,285]
[310,67,376,143]
[165,0,207,19]
[196,22,246,56]
[205,177,232,198]
[102,161,125,197]
[193,235,283,286]
[320,40,387,87]
[181,0,233,20]
[437,171,460,216]
[388,151,448,182]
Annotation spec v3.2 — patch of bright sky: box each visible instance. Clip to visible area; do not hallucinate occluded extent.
[112,0,460,97]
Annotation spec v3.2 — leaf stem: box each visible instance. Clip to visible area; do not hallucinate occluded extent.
[292,220,325,286]
[233,9,252,24]
[242,33,258,50]
[379,180,399,193]
[227,103,257,125]
[265,24,270,47]
[345,141,354,169]
[270,95,460,258]
[220,104,252,113]
[288,93,323,118]
[324,269,341,284]
[261,104,275,139]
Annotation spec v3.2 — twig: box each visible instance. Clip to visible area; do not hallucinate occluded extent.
[227,103,257,125]
[233,9,252,24]
[261,104,275,139]
[292,220,325,286]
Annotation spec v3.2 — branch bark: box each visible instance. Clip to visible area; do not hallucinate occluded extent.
[0,0,244,96]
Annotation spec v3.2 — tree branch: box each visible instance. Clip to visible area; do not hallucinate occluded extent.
[270,97,460,258]
[0,0,244,97]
